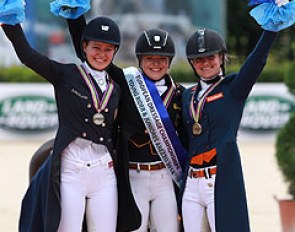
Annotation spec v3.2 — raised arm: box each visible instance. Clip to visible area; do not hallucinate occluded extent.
[67,15,87,61]
[0,0,66,84]
[231,0,294,99]
[231,30,277,99]
[2,24,63,85]
[50,0,90,61]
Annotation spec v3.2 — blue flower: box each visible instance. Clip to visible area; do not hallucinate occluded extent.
[248,0,276,6]
[0,0,25,25]
[250,2,295,31]
[50,0,91,19]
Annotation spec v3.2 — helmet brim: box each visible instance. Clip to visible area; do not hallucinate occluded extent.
[82,36,120,47]
[136,51,174,57]
[187,49,224,59]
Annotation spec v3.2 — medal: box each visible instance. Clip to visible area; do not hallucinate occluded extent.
[93,112,105,125]
[192,123,202,135]
[189,78,224,136]
[77,64,115,127]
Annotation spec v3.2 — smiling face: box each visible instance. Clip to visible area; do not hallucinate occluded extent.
[140,55,170,81]
[83,41,117,71]
[191,53,223,79]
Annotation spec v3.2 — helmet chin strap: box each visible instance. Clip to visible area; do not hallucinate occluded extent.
[85,59,113,72]
[82,42,118,71]
[138,68,166,82]
[200,75,222,84]
[84,60,102,71]
[200,68,224,84]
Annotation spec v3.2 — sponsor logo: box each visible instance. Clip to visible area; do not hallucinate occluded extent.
[0,95,58,132]
[241,95,295,131]
[206,92,223,102]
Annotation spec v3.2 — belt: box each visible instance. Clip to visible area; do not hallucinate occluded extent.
[190,148,217,165]
[129,161,165,171]
[188,166,217,178]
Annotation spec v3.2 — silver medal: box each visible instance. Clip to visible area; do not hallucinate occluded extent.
[93,112,105,125]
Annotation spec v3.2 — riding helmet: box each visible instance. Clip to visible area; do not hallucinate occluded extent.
[81,17,120,47]
[186,28,226,59]
[135,29,175,58]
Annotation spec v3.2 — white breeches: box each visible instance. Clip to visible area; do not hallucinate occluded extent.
[182,172,216,232]
[57,138,118,232]
[129,166,179,232]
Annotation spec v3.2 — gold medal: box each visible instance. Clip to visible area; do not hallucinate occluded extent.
[93,112,105,125]
[192,123,202,135]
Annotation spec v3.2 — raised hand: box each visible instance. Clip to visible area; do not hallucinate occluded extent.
[50,0,91,19]
[275,0,289,7]
[0,0,25,25]
[249,0,295,31]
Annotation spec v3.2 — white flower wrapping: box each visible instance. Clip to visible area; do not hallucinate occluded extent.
[275,0,289,7]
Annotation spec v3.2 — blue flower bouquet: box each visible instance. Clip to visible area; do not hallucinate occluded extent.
[248,0,295,31]
[0,0,25,25]
[50,0,91,19]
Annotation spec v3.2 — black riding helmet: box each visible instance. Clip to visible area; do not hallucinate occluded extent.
[80,17,120,68]
[135,29,175,61]
[186,28,227,78]
[81,16,120,47]
[186,28,226,59]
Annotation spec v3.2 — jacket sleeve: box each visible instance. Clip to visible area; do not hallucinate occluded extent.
[67,15,87,61]
[231,30,278,99]
[2,24,63,85]
[176,85,189,150]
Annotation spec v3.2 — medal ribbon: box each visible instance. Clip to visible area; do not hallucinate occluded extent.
[162,75,176,107]
[77,65,114,112]
[190,78,223,123]
[124,67,186,187]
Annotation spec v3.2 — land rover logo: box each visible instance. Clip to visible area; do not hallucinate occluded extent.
[241,95,295,131]
[0,95,58,132]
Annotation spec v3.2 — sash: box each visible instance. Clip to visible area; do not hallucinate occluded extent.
[124,67,186,187]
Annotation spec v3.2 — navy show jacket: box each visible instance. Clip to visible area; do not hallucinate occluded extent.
[181,30,278,232]
[2,24,141,232]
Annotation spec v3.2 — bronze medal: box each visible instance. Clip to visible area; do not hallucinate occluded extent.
[93,112,105,125]
[192,123,202,135]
